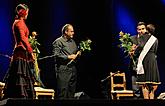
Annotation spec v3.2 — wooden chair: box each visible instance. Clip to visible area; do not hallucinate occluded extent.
[110,71,134,100]
[34,87,55,99]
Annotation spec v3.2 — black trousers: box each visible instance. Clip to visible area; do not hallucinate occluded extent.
[56,65,77,99]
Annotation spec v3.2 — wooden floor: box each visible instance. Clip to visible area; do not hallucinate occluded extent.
[0,98,165,106]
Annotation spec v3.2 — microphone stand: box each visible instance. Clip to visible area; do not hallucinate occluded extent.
[100,71,120,99]
[38,54,56,60]
[101,71,120,83]
[0,53,11,59]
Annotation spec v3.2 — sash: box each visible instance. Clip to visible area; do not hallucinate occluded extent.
[136,35,157,74]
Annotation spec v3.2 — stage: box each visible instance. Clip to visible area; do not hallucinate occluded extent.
[0,98,165,106]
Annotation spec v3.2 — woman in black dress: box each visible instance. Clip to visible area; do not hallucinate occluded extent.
[130,22,160,99]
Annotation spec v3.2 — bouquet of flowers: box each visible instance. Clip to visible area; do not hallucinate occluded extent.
[118,31,136,65]
[29,34,41,57]
[118,31,132,53]
[67,39,92,66]
[79,39,92,51]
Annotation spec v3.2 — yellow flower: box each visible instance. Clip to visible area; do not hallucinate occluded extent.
[118,31,136,65]
[119,31,124,37]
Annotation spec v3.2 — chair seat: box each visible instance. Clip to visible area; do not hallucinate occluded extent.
[34,87,55,99]
[111,90,134,99]
[34,87,55,92]
[111,90,134,94]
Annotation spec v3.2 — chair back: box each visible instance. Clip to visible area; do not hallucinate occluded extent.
[110,72,126,91]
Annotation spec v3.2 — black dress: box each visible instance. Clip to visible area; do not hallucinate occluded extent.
[132,34,161,85]
[3,47,36,99]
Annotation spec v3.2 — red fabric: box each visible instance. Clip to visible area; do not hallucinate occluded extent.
[17,9,27,17]
[12,18,33,53]
[12,47,33,61]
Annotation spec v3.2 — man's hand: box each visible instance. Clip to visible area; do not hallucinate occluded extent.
[129,44,138,56]
[68,54,77,60]
[68,51,81,60]
[31,52,35,61]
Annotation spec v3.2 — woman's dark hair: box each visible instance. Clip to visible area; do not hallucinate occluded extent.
[147,24,155,35]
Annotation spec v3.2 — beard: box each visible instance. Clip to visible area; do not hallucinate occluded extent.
[70,35,73,38]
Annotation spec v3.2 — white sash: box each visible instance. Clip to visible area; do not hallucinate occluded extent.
[136,35,156,74]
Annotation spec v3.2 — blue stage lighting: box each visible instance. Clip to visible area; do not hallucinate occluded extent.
[115,3,136,35]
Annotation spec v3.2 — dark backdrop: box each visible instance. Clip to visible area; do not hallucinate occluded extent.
[0,0,112,99]
[2,0,165,99]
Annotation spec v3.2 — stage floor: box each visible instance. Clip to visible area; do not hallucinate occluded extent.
[0,98,165,106]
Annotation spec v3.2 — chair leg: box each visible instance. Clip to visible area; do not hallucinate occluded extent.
[117,96,120,100]
[35,94,38,99]
[111,94,114,100]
